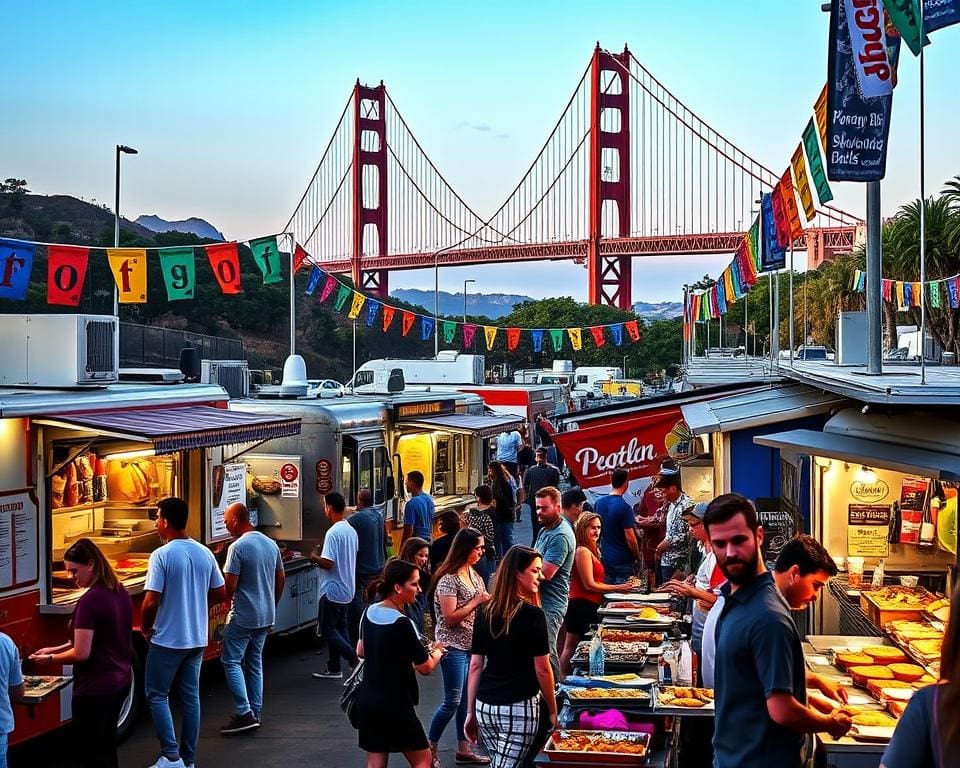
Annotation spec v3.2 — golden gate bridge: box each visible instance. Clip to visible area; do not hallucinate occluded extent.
[284,44,860,310]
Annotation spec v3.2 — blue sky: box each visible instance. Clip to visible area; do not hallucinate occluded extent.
[4,1,959,303]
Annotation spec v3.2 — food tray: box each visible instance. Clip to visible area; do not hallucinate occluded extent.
[604,592,673,603]
[21,675,72,705]
[860,588,936,628]
[566,688,653,708]
[544,730,651,765]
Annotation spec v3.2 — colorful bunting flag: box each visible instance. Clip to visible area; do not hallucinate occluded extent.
[791,144,817,222]
[442,320,457,344]
[421,316,435,342]
[590,326,605,348]
[334,284,352,312]
[249,236,283,285]
[882,279,893,302]
[912,282,922,307]
[625,320,640,342]
[305,266,323,296]
[507,327,521,351]
[568,327,582,351]
[484,326,498,351]
[158,246,196,301]
[610,324,623,346]
[814,85,829,149]
[107,248,147,303]
[925,0,960,33]
[320,275,337,303]
[852,270,863,291]
[723,270,736,304]
[531,329,544,352]
[549,329,564,352]
[761,193,785,271]
[770,182,791,250]
[347,291,366,320]
[205,243,242,294]
[895,281,905,307]
[930,281,941,309]
[802,118,834,206]
[779,168,804,240]
[747,220,761,271]
[293,244,309,273]
[949,279,959,309]
[886,0,927,55]
[46,245,88,306]
[366,299,380,327]
[463,323,477,348]
[382,305,396,332]
[401,311,416,336]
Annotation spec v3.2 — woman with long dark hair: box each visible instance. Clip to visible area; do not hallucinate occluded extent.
[465,546,556,768]
[486,461,517,559]
[356,560,444,768]
[31,538,133,768]
[881,585,960,767]
[427,528,491,766]
[398,537,431,632]
[559,513,636,677]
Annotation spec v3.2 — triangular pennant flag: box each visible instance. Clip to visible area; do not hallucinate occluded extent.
[441,320,457,344]
[531,329,544,352]
[421,316,435,342]
[930,281,941,309]
[320,275,337,303]
[382,305,396,332]
[549,329,564,352]
[882,279,893,302]
[507,327,521,351]
[401,311,416,336]
[568,327,582,351]
[293,244,309,273]
[334,284,352,312]
[589,326,605,348]
[610,324,623,346]
[463,323,477,348]
[205,243,242,294]
[365,299,380,327]
[347,291,366,320]
[46,245,89,306]
[107,248,147,303]
[304,266,323,296]
[249,236,283,285]
[625,320,640,342]
[484,326,498,351]
[158,246,196,301]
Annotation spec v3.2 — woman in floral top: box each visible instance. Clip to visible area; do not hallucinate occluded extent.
[428,528,491,766]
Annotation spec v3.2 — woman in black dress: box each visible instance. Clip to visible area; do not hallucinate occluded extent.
[357,559,444,768]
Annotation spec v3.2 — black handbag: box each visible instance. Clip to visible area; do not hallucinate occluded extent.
[340,610,365,728]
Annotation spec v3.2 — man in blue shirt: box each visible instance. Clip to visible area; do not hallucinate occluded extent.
[593,469,640,583]
[534,485,576,678]
[705,494,851,768]
[346,488,387,646]
[495,429,521,478]
[401,470,435,543]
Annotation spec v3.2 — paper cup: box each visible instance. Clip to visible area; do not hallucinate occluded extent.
[847,557,865,589]
[899,575,919,587]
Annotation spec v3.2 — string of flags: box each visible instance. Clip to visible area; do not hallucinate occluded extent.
[851,270,960,310]
[0,235,642,353]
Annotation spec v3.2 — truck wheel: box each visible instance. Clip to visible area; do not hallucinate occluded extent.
[116,642,144,742]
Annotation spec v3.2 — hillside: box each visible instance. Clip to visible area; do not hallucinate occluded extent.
[136,214,224,241]
[0,193,156,244]
[390,288,533,319]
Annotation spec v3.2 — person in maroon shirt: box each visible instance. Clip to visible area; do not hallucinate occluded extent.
[634,460,676,587]
[32,538,133,768]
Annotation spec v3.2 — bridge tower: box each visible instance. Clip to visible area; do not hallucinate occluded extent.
[587,45,632,309]
[352,81,389,297]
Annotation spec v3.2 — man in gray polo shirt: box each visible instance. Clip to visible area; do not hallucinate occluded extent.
[533,485,575,678]
[704,494,850,768]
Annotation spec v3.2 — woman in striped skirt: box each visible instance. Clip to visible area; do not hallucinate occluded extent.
[464,546,557,768]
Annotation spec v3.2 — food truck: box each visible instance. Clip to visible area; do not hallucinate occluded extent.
[0,374,302,745]
[456,383,562,436]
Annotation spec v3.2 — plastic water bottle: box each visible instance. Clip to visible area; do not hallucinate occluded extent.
[659,625,680,685]
[588,632,606,677]
[677,639,693,686]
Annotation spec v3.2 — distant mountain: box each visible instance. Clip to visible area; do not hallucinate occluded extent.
[390,288,534,319]
[136,214,224,241]
[632,301,683,321]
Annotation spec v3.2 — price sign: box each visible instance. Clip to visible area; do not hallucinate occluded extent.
[847,504,891,557]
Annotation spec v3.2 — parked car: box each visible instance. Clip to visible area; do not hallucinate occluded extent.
[307,379,345,398]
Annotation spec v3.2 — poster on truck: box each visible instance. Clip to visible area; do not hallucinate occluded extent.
[552,407,695,505]
[210,463,246,540]
[245,455,303,541]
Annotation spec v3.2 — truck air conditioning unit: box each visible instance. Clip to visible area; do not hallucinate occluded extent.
[201,360,250,399]
[0,314,118,386]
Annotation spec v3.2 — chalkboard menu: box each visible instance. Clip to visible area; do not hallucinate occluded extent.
[757,497,795,564]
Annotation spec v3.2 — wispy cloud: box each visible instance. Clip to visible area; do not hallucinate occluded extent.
[454,120,508,139]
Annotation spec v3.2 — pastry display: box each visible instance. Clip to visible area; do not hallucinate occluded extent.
[567,687,649,700]
[863,646,908,664]
[889,663,926,682]
[601,630,664,644]
[835,652,873,669]
[850,711,897,727]
[658,686,713,707]
[863,586,936,610]
[850,665,894,687]
[549,731,649,757]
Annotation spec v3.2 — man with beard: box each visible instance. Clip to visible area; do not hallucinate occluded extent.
[704,494,851,768]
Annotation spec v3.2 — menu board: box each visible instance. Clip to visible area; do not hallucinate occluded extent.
[848,504,891,557]
[209,463,247,541]
[0,491,38,588]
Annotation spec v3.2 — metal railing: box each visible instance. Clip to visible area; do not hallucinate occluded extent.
[119,323,245,367]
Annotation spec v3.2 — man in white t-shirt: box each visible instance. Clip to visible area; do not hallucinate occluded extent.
[0,630,23,767]
[310,492,359,680]
[142,496,226,768]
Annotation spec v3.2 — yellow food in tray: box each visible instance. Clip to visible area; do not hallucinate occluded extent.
[889,663,926,683]
[851,712,897,727]
[864,586,936,610]
[551,732,648,756]
[658,686,713,707]
[568,687,649,699]
[835,652,874,669]
[909,638,943,658]
[863,646,907,664]
[850,665,894,687]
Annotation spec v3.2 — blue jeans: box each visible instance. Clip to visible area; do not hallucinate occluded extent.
[494,520,514,559]
[319,596,358,673]
[604,562,638,584]
[428,648,470,743]
[145,644,203,765]
[221,622,269,718]
[0,732,7,768]
[544,609,565,680]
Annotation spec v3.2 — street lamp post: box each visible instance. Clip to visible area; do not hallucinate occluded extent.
[114,144,138,316]
[463,279,476,325]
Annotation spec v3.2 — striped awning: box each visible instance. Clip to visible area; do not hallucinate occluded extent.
[397,413,523,439]
[37,405,301,454]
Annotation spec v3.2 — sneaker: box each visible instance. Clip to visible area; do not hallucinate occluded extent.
[220,711,261,735]
[311,667,343,679]
[149,758,185,768]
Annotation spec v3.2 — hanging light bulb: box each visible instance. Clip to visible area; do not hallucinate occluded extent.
[855,465,877,484]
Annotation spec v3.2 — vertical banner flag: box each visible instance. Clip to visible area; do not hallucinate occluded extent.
[747,220,761,270]
[882,278,893,302]
[401,311,416,336]
[895,281,906,307]
[206,243,242,294]
[911,282,922,307]
[930,281,941,309]
[791,144,817,221]
[441,320,457,344]
[610,324,624,346]
[249,236,283,285]
[723,270,736,304]
[382,305,396,332]
[420,316,435,342]
[347,292,366,320]
[715,283,728,316]
[924,0,960,32]
[549,329,565,352]
[852,269,863,290]
[320,275,337,303]
[761,193,786,271]
[950,279,960,310]
[46,245,89,306]
[885,0,926,55]
[507,327,521,351]
[770,182,791,249]
[305,266,323,296]
[366,299,380,327]
[802,118,834,205]
[293,244,308,273]
[531,329,544,352]
[158,247,196,301]
[815,85,829,150]
[463,323,477,348]
[0,239,35,301]
[334,284,352,312]
[779,168,804,239]
[731,260,744,298]
[827,0,894,181]
[484,326,498,351]
[625,320,641,342]
[107,248,147,303]
[568,328,583,351]
[590,326,605,348]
